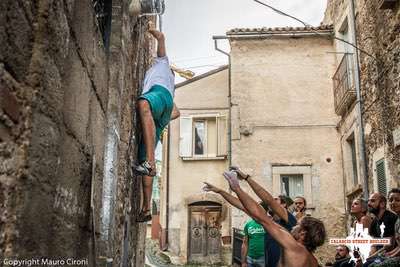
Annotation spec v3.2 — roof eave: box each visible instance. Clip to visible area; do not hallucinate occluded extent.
[175,65,229,89]
[226,30,334,39]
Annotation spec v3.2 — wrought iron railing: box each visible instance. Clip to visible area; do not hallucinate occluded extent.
[93,0,113,50]
[332,54,356,115]
[232,228,244,265]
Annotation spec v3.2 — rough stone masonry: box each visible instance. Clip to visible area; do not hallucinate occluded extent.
[0,0,151,266]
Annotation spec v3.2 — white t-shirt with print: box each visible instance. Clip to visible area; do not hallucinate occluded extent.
[142,56,175,97]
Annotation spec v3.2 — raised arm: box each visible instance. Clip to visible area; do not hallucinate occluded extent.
[170,103,180,120]
[241,236,249,267]
[203,182,245,212]
[148,22,166,57]
[231,167,289,222]
[223,171,298,250]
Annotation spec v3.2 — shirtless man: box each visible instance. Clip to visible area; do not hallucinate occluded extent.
[204,166,296,267]
[222,170,326,267]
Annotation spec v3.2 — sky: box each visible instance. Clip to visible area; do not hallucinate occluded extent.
[162,0,328,82]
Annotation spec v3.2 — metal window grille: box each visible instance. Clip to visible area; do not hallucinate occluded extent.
[92,0,113,50]
[376,159,387,196]
[141,0,165,15]
[332,54,357,115]
[232,228,244,264]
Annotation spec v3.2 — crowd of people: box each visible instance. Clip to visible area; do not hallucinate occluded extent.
[203,167,400,267]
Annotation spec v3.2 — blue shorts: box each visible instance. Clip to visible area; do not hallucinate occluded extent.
[137,85,173,162]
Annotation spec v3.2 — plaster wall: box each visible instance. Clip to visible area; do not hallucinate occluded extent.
[229,35,346,261]
[161,69,230,264]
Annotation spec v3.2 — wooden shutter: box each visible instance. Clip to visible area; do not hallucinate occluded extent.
[376,159,387,195]
[179,116,193,157]
[216,115,227,157]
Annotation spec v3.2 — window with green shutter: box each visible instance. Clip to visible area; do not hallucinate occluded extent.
[376,159,387,196]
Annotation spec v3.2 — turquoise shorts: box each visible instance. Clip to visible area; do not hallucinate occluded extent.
[138,85,173,162]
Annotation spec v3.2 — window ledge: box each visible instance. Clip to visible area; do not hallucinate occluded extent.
[346,184,363,197]
[182,156,227,161]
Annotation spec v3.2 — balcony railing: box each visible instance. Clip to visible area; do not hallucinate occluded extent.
[332,54,357,116]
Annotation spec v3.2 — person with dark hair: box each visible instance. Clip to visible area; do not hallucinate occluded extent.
[222,170,325,267]
[351,198,372,230]
[229,166,297,267]
[359,192,399,266]
[367,192,397,258]
[365,188,400,267]
[368,193,397,239]
[332,245,353,267]
[202,182,266,267]
[135,22,180,222]
[294,196,307,221]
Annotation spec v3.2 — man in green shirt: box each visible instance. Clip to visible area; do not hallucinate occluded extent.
[242,219,266,267]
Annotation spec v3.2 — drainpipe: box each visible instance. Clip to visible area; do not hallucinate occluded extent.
[349,0,369,199]
[212,35,232,244]
[163,126,170,251]
[212,35,231,167]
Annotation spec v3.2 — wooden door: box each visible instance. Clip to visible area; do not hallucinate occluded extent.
[188,205,221,264]
[189,209,205,261]
[205,208,221,262]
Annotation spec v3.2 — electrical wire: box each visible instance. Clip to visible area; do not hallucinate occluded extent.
[253,0,312,27]
[252,0,380,63]
[175,63,227,69]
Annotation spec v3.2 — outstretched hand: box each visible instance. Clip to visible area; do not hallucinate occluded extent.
[148,21,164,40]
[202,182,221,193]
[229,166,249,180]
[223,171,240,191]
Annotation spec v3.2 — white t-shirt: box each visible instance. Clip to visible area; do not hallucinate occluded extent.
[142,56,175,97]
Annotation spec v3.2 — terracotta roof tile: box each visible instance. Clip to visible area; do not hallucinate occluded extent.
[227,24,333,35]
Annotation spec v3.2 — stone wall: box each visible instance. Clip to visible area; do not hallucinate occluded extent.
[0,0,151,266]
[355,1,400,189]
[324,0,400,192]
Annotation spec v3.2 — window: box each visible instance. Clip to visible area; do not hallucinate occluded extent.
[376,159,387,196]
[281,174,304,199]
[92,0,113,50]
[272,166,313,209]
[179,115,227,159]
[338,18,355,87]
[347,133,359,185]
[194,120,206,155]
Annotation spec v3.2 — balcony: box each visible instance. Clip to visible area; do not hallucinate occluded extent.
[379,0,398,9]
[332,54,357,116]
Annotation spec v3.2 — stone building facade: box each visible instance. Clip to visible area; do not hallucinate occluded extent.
[324,0,400,207]
[0,0,152,266]
[160,66,231,265]
[226,25,347,261]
